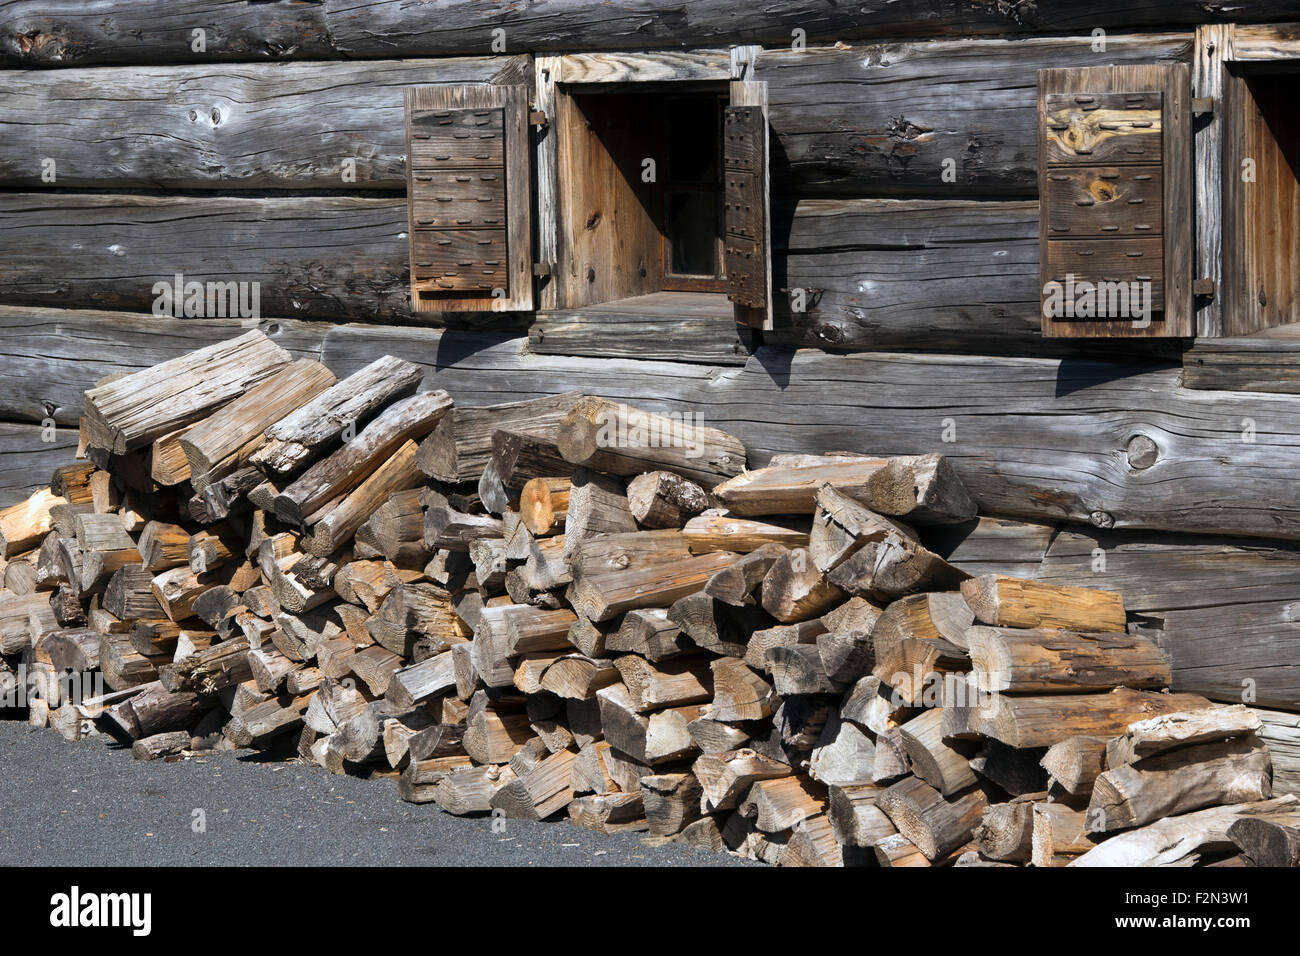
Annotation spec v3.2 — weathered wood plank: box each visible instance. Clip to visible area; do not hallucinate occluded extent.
[772,198,1041,350]
[756,34,1192,196]
[320,326,1300,543]
[0,193,1150,355]
[0,193,413,322]
[0,306,326,426]
[0,422,79,508]
[5,3,1290,67]
[531,293,752,366]
[1183,337,1300,394]
[9,313,1300,546]
[0,57,524,189]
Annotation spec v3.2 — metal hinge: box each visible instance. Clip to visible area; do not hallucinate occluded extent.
[1193,97,1215,118]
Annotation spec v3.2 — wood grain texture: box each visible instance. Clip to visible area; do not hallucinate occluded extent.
[1040,527,1300,709]
[9,313,1300,544]
[0,58,521,189]
[0,193,1072,353]
[755,34,1192,197]
[8,2,1287,67]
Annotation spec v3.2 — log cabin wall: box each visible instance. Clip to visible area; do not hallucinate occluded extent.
[2,1,1300,708]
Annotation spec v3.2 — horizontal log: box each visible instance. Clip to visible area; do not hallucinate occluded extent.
[7,4,1275,68]
[13,314,1300,546]
[0,305,324,426]
[531,300,753,366]
[0,57,520,189]
[1183,336,1300,394]
[0,194,413,323]
[758,34,1191,197]
[0,192,1189,356]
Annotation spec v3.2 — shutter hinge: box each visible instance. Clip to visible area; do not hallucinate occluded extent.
[1193,278,1216,299]
[533,262,553,277]
[1193,97,1215,118]
[529,110,548,127]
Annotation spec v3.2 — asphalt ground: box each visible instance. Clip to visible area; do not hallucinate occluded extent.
[0,719,749,867]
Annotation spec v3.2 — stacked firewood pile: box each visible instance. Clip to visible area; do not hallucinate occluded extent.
[2,329,1297,867]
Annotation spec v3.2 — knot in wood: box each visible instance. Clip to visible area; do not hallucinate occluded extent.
[1090,510,1115,529]
[1125,434,1159,470]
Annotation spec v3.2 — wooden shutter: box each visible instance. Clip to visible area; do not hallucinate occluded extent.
[725,80,772,330]
[406,85,533,314]
[1038,65,1192,337]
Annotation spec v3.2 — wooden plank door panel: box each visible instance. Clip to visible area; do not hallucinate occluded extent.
[725,81,771,329]
[406,85,533,314]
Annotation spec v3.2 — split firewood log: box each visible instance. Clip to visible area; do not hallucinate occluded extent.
[640,772,705,837]
[417,392,584,483]
[828,782,894,848]
[1041,735,1109,795]
[1086,735,1272,833]
[1104,704,1262,767]
[274,391,452,526]
[682,512,809,554]
[84,329,291,455]
[179,359,336,480]
[1070,796,1298,867]
[519,477,570,536]
[626,471,713,529]
[251,355,424,476]
[604,608,689,662]
[760,548,842,623]
[556,397,746,488]
[960,574,1127,632]
[1031,801,1098,866]
[966,687,1213,749]
[0,489,66,558]
[1227,808,1300,867]
[875,776,988,862]
[966,626,1169,693]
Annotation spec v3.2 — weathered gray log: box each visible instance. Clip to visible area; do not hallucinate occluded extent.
[83,329,291,454]
[556,396,746,489]
[626,470,712,529]
[0,57,522,187]
[417,392,584,483]
[1105,705,1262,768]
[531,303,753,367]
[252,355,424,476]
[0,7,1272,68]
[1087,737,1272,833]
[875,776,988,862]
[274,390,451,524]
[180,359,335,478]
[1071,796,1299,867]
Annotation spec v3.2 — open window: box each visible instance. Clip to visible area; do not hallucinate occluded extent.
[404,71,771,329]
[1037,64,1194,338]
[1223,66,1300,334]
[549,78,771,328]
